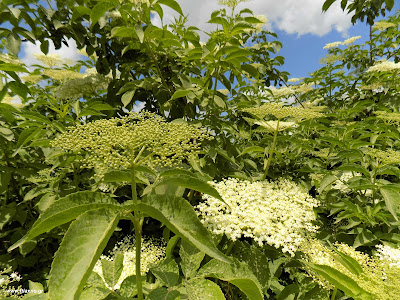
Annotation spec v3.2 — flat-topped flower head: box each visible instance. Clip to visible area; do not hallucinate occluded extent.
[196,178,319,256]
[375,110,400,124]
[33,53,63,68]
[365,147,400,165]
[342,36,361,45]
[51,111,211,171]
[243,102,323,121]
[373,21,397,31]
[323,41,343,49]
[367,60,400,72]
[93,236,165,290]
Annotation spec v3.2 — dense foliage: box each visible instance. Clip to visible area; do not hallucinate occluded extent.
[1,0,400,299]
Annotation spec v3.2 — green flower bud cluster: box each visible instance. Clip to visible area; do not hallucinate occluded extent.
[42,69,85,81]
[243,102,324,121]
[51,111,211,171]
[365,147,400,165]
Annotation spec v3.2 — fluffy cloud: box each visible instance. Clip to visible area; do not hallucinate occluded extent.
[21,38,82,67]
[159,0,353,37]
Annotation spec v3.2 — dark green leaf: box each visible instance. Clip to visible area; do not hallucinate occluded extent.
[380,186,400,220]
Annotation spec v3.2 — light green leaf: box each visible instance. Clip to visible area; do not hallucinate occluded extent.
[48,208,120,300]
[180,240,205,279]
[307,263,372,299]
[184,278,225,300]
[170,89,193,100]
[5,32,21,56]
[119,275,145,298]
[239,146,265,156]
[102,252,124,289]
[333,250,363,275]
[90,2,115,29]
[8,191,120,251]
[380,186,400,220]
[318,174,337,193]
[197,258,263,300]
[155,174,224,202]
[121,90,135,107]
[79,287,110,300]
[129,194,230,263]
[134,24,144,43]
[0,63,27,73]
[150,258,179,288]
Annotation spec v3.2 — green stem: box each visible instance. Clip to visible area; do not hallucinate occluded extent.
[129,166,143,300]
[225,240,235,256]
[262,120,280,180]
[331,288,337,300]
[133,216,143,300]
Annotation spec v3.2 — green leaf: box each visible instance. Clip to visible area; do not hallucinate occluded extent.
[318,174,337,193]
[239,146,265,156]
[130,194,230,263]
[155,174,224,202]
[119,275,145,298]
[332,250,363,275]
[79,287,110,300]
[157,0,183,15]
[121,89,135,107]
[103,170,131,182]
[380,186,400,220]
[8,191,120,251]
[102,252,124,289]
[385,0,394,10]
[134,24,144,43]
[322,0,337,12]
[184,278,225,300]
[170,89,193,100]
[5,32,21,56]
[12,127,43,156]
[90,2,115,29]
[147,287,180,300]
[150,258,179,288]
[48,208,120,300]
[307,263,371,299]
[0,63,27,73]
[198,258,263,300]
[180,240,205,279]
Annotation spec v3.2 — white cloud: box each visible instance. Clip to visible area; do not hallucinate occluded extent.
[158,0,353,37]
[21,38,82,67]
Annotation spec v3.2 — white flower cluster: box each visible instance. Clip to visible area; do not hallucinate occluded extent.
[323,36,361,49]
[331,172,373,196]
[0,267,23,299]
[196,178,320,256]
[367,60,400,72]
[373,21,397,31]
[93,236,165,290]
[376,244,400,269]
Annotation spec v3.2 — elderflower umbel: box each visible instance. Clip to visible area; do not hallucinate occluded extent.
[323,41,343,49]
[367,60,400,72]
[196,178,319,256]
[375,110,400,124]
[365,147,400,165]
[33,53,64,68]
[243,102,323,121]
[93,236,165,290]
[342,35,361,45]
[302,240,400,300]
[376,244,400,269]
[51,111,211,171]
[42,69,84,81]
[373,21,397,31]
